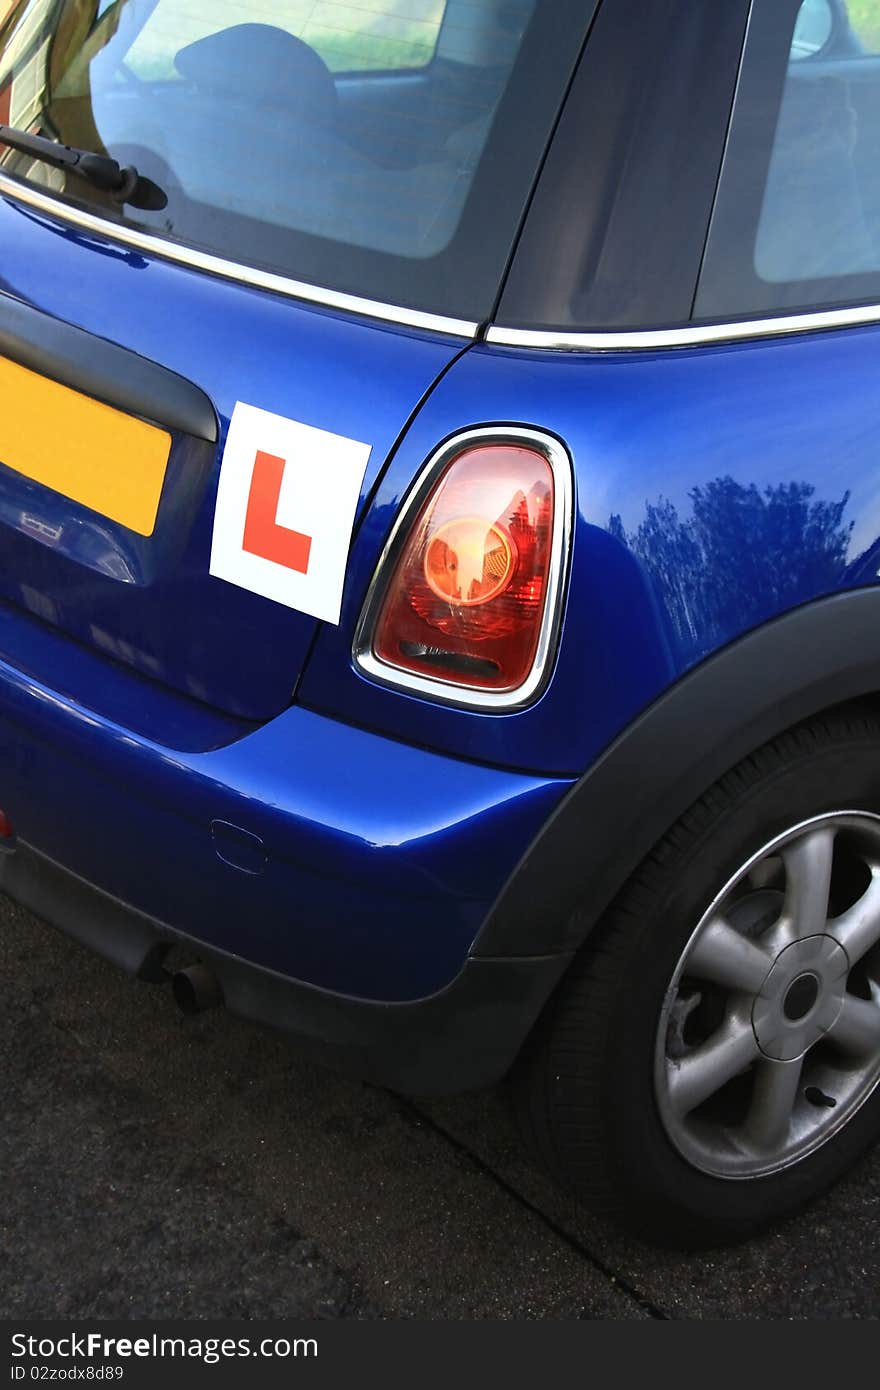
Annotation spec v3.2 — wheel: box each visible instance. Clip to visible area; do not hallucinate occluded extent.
[511,709,880,1246]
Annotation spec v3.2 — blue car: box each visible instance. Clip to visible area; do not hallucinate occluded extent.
[2,0,880,1246]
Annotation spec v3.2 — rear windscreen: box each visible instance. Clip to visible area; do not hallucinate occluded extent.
[0,0,592,319]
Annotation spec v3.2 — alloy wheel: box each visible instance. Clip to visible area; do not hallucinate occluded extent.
[655,812,880,1178]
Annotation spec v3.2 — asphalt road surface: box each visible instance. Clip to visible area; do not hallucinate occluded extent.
[2,895,879,1320]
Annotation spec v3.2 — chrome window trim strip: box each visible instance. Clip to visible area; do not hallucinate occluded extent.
[485,304,880,352]
[353,425,573,713]
[0,173,480,339]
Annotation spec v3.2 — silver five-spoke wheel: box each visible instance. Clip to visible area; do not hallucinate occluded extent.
[656,812,880,1177]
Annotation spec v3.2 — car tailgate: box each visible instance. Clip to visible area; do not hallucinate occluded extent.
[0,195,465,720]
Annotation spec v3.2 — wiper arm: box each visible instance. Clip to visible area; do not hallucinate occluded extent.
[0,124,166,211]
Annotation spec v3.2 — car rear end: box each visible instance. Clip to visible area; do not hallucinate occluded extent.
[8,0,880,1245]
[0,0,595,1086]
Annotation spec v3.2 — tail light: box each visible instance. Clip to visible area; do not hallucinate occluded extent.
[355,428,572,709]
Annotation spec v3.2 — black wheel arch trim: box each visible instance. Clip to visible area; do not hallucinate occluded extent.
[472,589,880,959]
[0,291,218,442]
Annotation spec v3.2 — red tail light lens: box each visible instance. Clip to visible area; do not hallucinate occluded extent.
[363,434,570,702]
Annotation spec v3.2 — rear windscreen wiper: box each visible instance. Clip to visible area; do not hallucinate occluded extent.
[0,124,166,211]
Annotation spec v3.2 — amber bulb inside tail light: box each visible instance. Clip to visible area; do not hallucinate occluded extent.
[372,443,558,693]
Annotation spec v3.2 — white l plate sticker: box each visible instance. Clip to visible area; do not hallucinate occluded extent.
[209,402,372,624]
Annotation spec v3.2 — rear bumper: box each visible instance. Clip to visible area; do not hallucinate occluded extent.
[1,841,571,1092]
[0,635,572,1087]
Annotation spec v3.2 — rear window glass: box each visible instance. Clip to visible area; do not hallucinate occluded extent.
[697,0,880,319]
[0,0,590,320]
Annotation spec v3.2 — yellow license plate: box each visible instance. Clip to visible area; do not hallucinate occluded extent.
[0,354,171,537]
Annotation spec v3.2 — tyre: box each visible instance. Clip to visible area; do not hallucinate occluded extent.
[512,709,880,1246]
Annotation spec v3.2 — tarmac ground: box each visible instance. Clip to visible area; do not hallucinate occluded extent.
[3,896,878,1320]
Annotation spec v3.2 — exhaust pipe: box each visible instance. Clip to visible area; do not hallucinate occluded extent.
[172,963,223,1015]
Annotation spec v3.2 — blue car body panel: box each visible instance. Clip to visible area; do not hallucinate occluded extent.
[3,180,880,1010]
[303,331,880,775]
[0,194,465,722]
[2,0,880,1041]
[4,192,880,1005]
[0,593,570,1001]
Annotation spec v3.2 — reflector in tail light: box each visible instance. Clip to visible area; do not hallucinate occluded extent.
[355,428,572,709]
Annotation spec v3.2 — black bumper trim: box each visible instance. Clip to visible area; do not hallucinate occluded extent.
[0,842,571,1094]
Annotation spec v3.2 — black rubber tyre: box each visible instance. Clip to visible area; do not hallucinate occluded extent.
[511,709,880,1247]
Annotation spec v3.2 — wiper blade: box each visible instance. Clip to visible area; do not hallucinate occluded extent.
[0,124,166,211]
